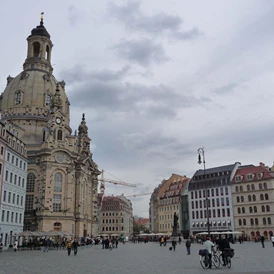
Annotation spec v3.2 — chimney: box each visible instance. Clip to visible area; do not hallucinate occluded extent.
[259,162,265,167]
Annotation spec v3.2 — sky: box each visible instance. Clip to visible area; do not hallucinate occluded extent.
[1,0,274,217]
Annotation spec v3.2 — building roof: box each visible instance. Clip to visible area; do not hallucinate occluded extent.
[232,164,274,183]
[160,177,189,199]
[134,218,150,225]
[194,163,238,176]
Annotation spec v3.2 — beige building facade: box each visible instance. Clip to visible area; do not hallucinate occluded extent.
[0,18,100,237]
[232,163,274,239]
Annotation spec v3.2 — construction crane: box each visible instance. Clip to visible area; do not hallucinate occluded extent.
[98,169,136,194]
[125,192,153,198]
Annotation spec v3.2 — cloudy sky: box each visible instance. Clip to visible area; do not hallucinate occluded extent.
[1,0,274,217]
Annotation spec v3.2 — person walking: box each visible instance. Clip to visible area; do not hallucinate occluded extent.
[219,235,231,266]
[13,240,18,252]
[186,237,191,255]
[0,242,3,253]
[179,237,182,245]
[204,237,215,269]
[102,237,105,249]
[66,240,72,256]
[115,237,118,248]
[260,235,265,248]
[171,240,177,251]
[72,239,78,256]
[271,235,274,247]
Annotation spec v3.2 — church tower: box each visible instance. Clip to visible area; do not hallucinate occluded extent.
[0,14,100,237]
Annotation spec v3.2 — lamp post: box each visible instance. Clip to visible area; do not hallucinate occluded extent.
[197,147,210,237]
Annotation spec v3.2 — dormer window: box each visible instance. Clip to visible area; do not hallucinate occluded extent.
[15,91,22,105]
[257,173,263,179]
[246,174,253,181]
[235,175,242,182]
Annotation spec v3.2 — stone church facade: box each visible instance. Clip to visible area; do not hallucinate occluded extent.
[0,18,100,237]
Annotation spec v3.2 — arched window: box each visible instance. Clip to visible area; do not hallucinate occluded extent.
[247,185,250,191]
[33,42,40,57]
[248,195,251,202]
[15,91,22,105]
[243,219,246,225]
[268,217,272,225]
[240,186,243,192]
[249,206,253,213]
[251,184,255,191]
[43,131,46,142]
[262,205,265,212]
[241,196,244,202]
[250,218,254,225]
[252,195,256,201]
[45,94,52,106]
[57,129,63,140]
[238,207,241,214]
[239,219,242,226]
[236,196,240,203]
[265,194,269,200]
[259,183,262,190]
[46,45,50,61]
[260,194,264,201]
[242,207,245,214]
[254,206,257,213]
[263,182,267,189]
[235,186,239,192]
[54,173,62,192]
[255,218,259,225]
[266,205,270,212]
[26,173,35,192]
[263,218,267,225]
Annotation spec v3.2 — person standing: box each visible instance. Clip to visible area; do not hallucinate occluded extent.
[0,241,3,253]
[66,240,72,256]
[219,235,231,266]
[204,237,215,269]
[179,237,182,245]
[72,239,78,256]
[260,235,265,248]
[102,237,105,249]
[271,235,274,247]
[115,237,118,248]
[13,240,18,252]
[186,237,191,255]
[171,240,177,251]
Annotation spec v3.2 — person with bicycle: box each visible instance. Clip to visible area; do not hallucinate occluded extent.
[219,235,231,266]
[204,237,215,269]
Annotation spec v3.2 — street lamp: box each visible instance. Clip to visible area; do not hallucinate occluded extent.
[197,147,210,237]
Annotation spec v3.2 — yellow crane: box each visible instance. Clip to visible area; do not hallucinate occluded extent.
[125,192,153,198]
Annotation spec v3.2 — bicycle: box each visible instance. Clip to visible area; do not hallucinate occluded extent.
[199,249,220,269]
[219,248,234,268]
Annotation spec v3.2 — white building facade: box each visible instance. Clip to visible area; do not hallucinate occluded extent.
[188,163,240,235]
[0,123,28,248]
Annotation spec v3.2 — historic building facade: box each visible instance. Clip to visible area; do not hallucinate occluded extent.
[0,18,100,237]
[0,121,28,247]
[99,195,133,237]
[232,163,274,239]
[188,163,240,235]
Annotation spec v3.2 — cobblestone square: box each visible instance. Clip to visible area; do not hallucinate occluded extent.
[0,241,274,274]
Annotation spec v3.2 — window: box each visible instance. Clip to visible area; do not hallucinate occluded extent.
[260,194,264,201]
[7,153,10,162]
[45,94,52,106]
[252,195,256,201]
[16,158,18,166]
[265,194,269,200]
[263,218,266,225]
[249,206,253,213]
[242,207,245,214]
[6,211,9,222]
[54,173,62,192]
[22,178,25,188]
[15,91,22,104]
[10,173,13,183]
[247,185,250,191]
[26,173,35,192]
[254,206,257,213]
[25,195,34,211]
[57,130,63,140]
[227,208,230,216]
[239,219,242,226]
[5,170,8,181]
[262,205,265,212]
[14,175,17,185]
[11,212,14,222]
[1,210,4,222]
[8,192,11,203]
[239,186,243,192]
[241,196,244,202]
[268,217,271,225]
[255,218,259,225]
[222,208,225,217]
[3,190,6,202]
[247,174,253,181]
[259,183,262,190]
[248,195,251,202]
[225,187,228,195]
[15,213,18,223]
[235,186,239,192]
[211,189,214,196]
[0,163,2,175]
[226,197,229,206]
[266,205,270,212]
[250,218,254,225]
[0,146,3,155]
[236,196,240,203]
[21,196,23,206]
[12,193,15,204]
[17,195,19,205]
[251,184,255,191]
[19,213,22,224]
[263,182,267,189]
[18,177,21,187]
[53,194,62,212]
[243,219,246,225]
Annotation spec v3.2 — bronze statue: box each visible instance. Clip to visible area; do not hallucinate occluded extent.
[173,212,179,227]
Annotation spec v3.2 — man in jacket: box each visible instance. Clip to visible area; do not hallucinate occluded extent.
[204,237,215,268]
[72,239,78,255]
[186,237,191,255]
[219,235,231,266]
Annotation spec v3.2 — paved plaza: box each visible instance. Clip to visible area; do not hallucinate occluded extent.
[0,241,274,274]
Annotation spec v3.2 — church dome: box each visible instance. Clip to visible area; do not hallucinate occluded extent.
[31,20,50,39]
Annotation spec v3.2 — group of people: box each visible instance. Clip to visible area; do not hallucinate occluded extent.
[102,237,119,249]
[66,239,79,256]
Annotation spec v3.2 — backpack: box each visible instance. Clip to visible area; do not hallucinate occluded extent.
[199,249,208,256]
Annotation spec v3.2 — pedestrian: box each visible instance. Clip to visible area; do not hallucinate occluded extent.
[66,240,72,256]
[219,235,231,266]
[160,236,164,247]
[13,240,18,252]
[0,242,3,253]
[271,235,274,247]
[72,239,78,256]
[171,240,177,251]
[204,237,215,269]
[115,237,118,248]
[179,236,182,245]
[260,235,265,248]
[186,237,191,255]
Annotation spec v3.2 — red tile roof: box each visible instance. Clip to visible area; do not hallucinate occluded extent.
[160,177,189,199]
[232,165,274,183]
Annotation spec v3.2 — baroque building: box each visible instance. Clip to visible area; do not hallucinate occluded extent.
[0,17,100,237]
[232,163,274,239]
